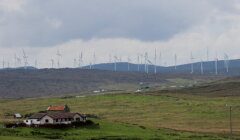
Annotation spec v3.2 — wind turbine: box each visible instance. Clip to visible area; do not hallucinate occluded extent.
[127,57,131,71]
[215,52,218,75]
[146,59,154,74]
[14,54,17,68]
[137,54,140,72]
[159,51,162,66]
[114,56,121,71]
[35,59,38,68]
[73,58,77,68]
[174,54,177,70]
[190,52,195,74]
[144,52,148,73]
[92,52,96,69]
[22,49,28,69]
[224,53,229,73]
[78,52,83,68]
[154,48,157,74]
[17,57,21,67]
[50,59,54,68]
[2,58,5,69]
[56,50,62,68]
[206,47,209,61]
[200,59,204,75]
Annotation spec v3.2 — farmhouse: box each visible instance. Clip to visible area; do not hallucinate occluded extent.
[24,105,86,126]
[24,112,86,126]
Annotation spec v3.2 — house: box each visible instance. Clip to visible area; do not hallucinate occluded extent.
[46,105,70,112]
[24,112,86,126]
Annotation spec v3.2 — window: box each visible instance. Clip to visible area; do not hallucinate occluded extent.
[56,119,58,122]
[65,118,67,121]
[45,119,49,123]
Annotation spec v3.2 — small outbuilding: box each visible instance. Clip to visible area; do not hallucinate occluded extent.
[14,113,22,119]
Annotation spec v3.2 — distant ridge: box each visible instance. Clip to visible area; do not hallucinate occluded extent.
[83,59,240,76]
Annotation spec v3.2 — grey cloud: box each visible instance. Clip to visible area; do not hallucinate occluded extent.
[0,0,236,47]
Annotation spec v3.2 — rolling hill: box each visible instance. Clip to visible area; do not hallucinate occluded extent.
[84,59,240,75]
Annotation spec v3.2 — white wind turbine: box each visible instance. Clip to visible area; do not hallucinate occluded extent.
[159,51,162,66]
[22,49,28,69]
[144,52,148,73]
[224,53,229,73]
[78,52,83,68]
[14,54,17,68]
[2,58,5,69]
[17,57,21,67]
[200,59,204,75]
[114,56,121,71]
[174,54,177,70]
[35,59,38,68]
[190,52,195,74]
[50,59,54,68]
[127,57,131,71]
[154,48,157,74]
[92,52,96,69]
[56,50,62,68]
[137,54,140,72]
[215,52,218,75]
[73,58,77,68]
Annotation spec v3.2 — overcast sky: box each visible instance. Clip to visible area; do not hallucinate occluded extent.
[0,0,240,68]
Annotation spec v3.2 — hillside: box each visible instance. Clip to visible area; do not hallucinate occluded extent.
[0,68,166,98]
[175,76,240,97]
[85,59,240,75]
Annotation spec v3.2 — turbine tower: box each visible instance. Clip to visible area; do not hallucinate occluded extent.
[35,59,38,68]
[144,52,148,73]
[92,52,96,69]
[50,59,54,68]
[73,58,77,68]
[154,48,157,74]
[200,59,204,75]
[14,54,17,68]
[56,50,62,68]
[159,51,162,66]
[224,53,229,73]
[174,54,177,70]
[206,47,209,61]
[137,54,140,72]
[215,53,218,75]
[190,52,195,74]
[2,58,5,69]
[17,57,21,67]
[78,52,83,68]
[22,49,28,69]
[114,56,120,71]
[127,57,131,71]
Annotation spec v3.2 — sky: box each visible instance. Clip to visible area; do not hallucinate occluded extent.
[0,0,240,68]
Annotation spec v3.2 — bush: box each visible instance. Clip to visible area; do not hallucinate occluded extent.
[4,122,27,128]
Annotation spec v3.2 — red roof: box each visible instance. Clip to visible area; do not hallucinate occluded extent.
[47,106,65,111]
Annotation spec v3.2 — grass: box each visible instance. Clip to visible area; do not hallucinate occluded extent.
[0,119,231,140]
[0,92,240,139]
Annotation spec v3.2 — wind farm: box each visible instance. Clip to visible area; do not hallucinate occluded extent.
[1,1,240,140]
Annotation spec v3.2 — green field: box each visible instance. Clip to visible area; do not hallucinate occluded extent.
[0,92,240,139]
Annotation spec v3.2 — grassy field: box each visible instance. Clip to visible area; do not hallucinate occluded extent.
[0,92,240,139]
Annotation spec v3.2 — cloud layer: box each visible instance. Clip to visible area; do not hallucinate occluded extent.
[0,0,239,68]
